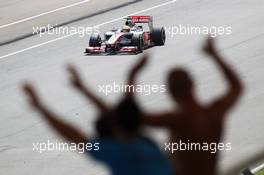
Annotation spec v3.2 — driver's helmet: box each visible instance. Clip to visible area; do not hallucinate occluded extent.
[122,25,131,33]
[125,21,135,28]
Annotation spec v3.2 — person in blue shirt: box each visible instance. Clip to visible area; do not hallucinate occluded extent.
[23,54,174,175]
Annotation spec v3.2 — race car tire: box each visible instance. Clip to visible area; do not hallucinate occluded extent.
[152,27,166,46]
[132,34,144,53]
[89,34,102,47]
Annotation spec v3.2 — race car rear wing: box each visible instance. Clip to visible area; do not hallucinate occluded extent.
[125,15,154,31]
[127,16,153,23]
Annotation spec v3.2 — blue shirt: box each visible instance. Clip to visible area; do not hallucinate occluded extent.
[87,137,174,175]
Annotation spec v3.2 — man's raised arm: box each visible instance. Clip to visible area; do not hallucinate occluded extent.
[125,54,148,98]
[23,84,87,145]
[203,37,243,115]
[68,65,110,113]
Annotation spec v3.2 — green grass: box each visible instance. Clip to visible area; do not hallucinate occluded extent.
[255,169,264,175]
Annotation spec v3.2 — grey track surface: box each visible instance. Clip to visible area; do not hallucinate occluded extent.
[0,0,141,45]
[0,0,264,174]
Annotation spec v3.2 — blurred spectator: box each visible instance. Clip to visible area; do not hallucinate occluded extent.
[23,54,174,175]
[143,37,243,175]
[23,37,243,175]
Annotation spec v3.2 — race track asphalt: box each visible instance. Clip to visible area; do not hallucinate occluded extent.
[0,0,264,174]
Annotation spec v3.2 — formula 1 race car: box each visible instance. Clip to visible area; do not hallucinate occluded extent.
[85,16,166,54]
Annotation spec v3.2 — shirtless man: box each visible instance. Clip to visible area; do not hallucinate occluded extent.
[144,37,243,175]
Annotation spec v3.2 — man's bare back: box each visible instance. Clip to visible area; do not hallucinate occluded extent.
[144,38,243,175]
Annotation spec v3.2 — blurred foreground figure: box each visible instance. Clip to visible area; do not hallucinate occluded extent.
[144,38,243,175]
[23,54,174,175]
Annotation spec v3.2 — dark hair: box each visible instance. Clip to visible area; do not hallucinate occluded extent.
[114,97,142,134]
[95,112,115,138]
[168,69,194,99]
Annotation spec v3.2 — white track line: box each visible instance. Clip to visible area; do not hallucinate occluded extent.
[0,0,177,60]
[0,0,91,29]
[252,163,264,173]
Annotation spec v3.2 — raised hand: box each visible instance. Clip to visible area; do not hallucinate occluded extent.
[23,83,42,108]
[128,53,148,85]
[67,65,84,89]
[67,65,110,112]
[23,82,87,145]
[202,37,218,56]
